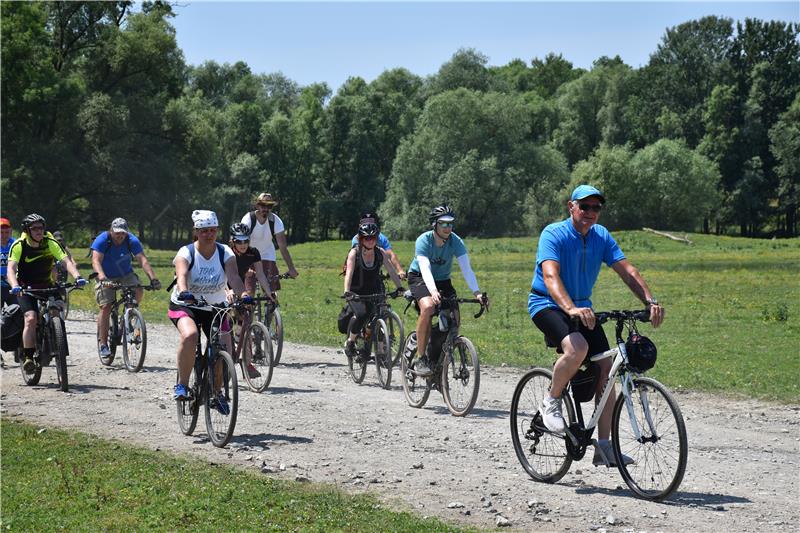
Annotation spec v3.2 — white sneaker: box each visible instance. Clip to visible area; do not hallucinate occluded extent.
[539,396,566,434]
[593,440,634,467]
[99,344,111,358]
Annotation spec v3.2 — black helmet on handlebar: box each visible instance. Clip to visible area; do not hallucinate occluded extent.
[626,333,657,373]
[21,213,46,232]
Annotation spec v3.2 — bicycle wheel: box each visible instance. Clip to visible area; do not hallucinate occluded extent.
[441,336,480,416]
[63,289,70,320]
[347,329,368,384]
[400,334,430,408]
[51,318,69,392]
[612,376,688,501]
[204,350,238,448]
[242,320,274,392]
[266,307,284,365]
[373,318,392,389]
[176,366,200,436]
[386,310,405,367]
[19,346,41,386]
[98,310,118,365]
[510,368,574,483]
[121,308,147,372]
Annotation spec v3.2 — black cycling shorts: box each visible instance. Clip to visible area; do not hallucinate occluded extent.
[407,271,456,302]
[532,307,610,358]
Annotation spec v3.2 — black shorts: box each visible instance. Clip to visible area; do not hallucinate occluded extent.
[407,271,456,302]
[532,307,610,358]
[17,293,40,315]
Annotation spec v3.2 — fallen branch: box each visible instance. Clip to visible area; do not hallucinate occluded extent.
[642,227,693,245]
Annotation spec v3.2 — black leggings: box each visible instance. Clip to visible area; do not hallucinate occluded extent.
[347,300,375,335]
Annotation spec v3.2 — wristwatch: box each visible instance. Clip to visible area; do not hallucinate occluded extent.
[646,297,659,306]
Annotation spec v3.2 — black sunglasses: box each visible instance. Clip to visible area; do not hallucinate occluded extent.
[578,203,603,213]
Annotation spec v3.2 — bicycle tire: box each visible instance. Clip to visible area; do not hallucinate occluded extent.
[204,350,238,448]
[63,289,70,320]
[52,317,69,392]
[121,308,147,372]
[176,367,200,435]
[267,307,284,365]
[373,318,392,389]
[386,310,405,367]
[441,336,480,416]
[612,376,688,501]
[99,310,118,365]
[242,320,274,392]
[19,346,41,386]
[510,367,574,483]
[400,334,430,408]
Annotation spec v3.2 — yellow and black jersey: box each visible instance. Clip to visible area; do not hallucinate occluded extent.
[8,232,67,287]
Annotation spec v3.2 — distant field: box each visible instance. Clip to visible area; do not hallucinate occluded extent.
[67,231,800,402]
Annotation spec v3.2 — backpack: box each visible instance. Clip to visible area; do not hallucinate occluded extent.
[1,304,23,352]
[247,211,277,246]
[165,243,226,292]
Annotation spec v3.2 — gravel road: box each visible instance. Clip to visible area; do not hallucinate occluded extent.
[2,311,798,531]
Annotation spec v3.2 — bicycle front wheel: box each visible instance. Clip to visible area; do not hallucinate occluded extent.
[19,346,41,386]
[386,310,405,367]
[612,376,687,501]
[204,350,238,448]
[98,310,118,365]
[52,318,69,392]
[243,320,274,392]
[121,308,147,372]
[373,318,392,389]
[176,367,200,436]
[441,336,480,416]
[400,334,430,408]
[510,368,574,483]
[266,307,284,365]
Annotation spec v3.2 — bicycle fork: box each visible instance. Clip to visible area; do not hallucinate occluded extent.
[620,374,659,444]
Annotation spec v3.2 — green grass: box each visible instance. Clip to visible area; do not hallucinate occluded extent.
[0,418,468,532]
[66,231,800,401]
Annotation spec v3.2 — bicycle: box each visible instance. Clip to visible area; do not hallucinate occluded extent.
[400,293,488,416]
[379,273,406,368]
[253,272,292,365]
[510,309,688,501]
[341,290,402,389]
[230,296,274,392]
[16,282,82,392]
[175,297,239,448]
[92,275,156,372]
[54,261,70,319]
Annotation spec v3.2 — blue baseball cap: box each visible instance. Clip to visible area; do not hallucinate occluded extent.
[571,185,605,203]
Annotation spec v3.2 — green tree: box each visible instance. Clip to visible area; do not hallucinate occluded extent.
[769,93,800,235]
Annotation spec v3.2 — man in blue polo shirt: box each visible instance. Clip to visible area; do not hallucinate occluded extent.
[91,218,160,360]
[529,184,664,467]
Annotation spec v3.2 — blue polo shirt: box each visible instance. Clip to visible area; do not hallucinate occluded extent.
[91,232,144,279]
[528,219,625,318]
[350,233,391,250]
[408,231,468,281]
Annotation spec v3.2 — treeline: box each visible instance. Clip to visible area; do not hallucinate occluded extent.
[1,2,798,245]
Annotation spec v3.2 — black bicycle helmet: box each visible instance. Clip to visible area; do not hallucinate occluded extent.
[21,213,46,232]
[626,333,657,373]
[358,222,379,237]
[359,211,380,225]
[229,222,252,241]
[429,204,456,226]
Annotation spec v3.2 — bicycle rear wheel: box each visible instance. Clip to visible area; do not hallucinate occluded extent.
[121,308,147,372]
[612,376,688,501]
[386,310,405,367]
[52,318,69,392]
[441,336,480,416]
[373,318,392,389]
[243,320,274,392]
[266,307,284,365]
[510,368,574,483]
[176,366,200,436]
[400,334,430,408]
[204,350,238,448]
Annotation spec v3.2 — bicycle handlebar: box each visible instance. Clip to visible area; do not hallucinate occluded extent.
[401,291,488,319]
[269,272,293,281]
[341,290,402,302]
[595,309,651,324]
[100,282,157,291]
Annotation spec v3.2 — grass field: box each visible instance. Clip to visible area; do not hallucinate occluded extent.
[66,231,800,402]
[0,419,467,532]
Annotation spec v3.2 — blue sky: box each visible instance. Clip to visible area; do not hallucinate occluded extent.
[170,2,799,92]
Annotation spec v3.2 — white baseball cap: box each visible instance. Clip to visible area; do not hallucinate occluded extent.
[191,210,219,229]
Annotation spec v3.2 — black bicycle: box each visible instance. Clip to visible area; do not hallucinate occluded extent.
[400,293,488,416]
[342,290,402,389]
[17,282,82,392]
[92,275,156,372]
[380,273,406,368]
[176,298,239,448]
[254,272,292,365]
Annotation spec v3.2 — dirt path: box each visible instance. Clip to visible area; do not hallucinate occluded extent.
[2,312,798,531]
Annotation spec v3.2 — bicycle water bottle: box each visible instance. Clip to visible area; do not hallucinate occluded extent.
[438,311,449,331]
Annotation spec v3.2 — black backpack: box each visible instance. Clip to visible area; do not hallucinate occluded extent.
[1,304,23,352]
[165,243,226,292]
[247,211,277,246]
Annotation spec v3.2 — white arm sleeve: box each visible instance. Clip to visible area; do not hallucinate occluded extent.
[417,256,438,295]
[457,254,480,294]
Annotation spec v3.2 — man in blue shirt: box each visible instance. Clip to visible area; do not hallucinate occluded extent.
[91,218,160,360]
[1,217,16,307]
[349,212,405,279]
[406,204,488,375]
[530,184,664,467]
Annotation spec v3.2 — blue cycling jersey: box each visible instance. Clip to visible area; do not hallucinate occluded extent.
[528,218,625,318]
[408,231,467,281]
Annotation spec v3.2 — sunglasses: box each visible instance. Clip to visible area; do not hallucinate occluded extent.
[362,235,377,240]
[577,203,603,213]
[233,238,250,244]
[29,225,45,232]
[437,221,454,228]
